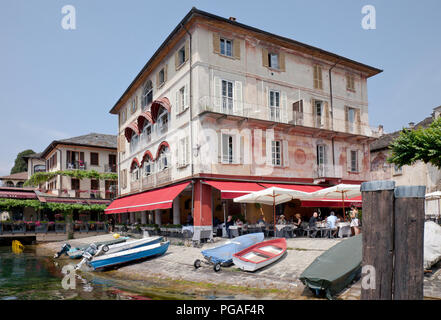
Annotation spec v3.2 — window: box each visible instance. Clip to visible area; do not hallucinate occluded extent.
[220,38,233,57]
[317,145,326,166]
[131,165,139,181]
[268,53,279,69]
[130,97,137,114]
[34,164,46,173]
[158,110,169,134]
[178,46,186,66]
[157,147,170,171]
[66,151,84,169]
[222,80,234,114]
[176,85,188,113]
[313,65,323,89]
[130,134,139,154]
[90,152,99,166]
[347,107,356,132]
[142,123,152,143]
[221,134,234,164]
[142,81,153,109]
[144,159,154,176]
[91,179,99,191]
[346,74,355,91]
[269,90,280,121]
[272,140,282,166]
[350,150,358,172]
[158,68,165,87]
[293,100,304,124]
[314,100,324,127]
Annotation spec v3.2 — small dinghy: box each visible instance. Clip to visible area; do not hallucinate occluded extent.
[66,237,130,259]
[232,238,287,272]
[299,234,362,299]
[87,241,170,270]
[194,233,264,272]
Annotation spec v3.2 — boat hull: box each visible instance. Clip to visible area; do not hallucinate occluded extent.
[105,236,163,255]
[89,241,169,270]
[232,238,287,272]
[201,232,264,265]
[67,237,130,259]
[299,234,362,299]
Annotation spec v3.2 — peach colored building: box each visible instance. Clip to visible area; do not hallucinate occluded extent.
[106,8,382,237]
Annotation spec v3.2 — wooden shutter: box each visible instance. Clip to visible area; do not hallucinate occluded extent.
[185,136,190,165]
[233,39,240,60]
[266,133,272,166]
[345,106,349,132]
[279,52,286,71]
[234,81,243,115]
[120,134,126,152]
[281,91,288,123]
[358,149,363,173]
[347,149,352,172]
[265,87,270,120]
[234,134,241,164]
[213,76,221,110]
[185,40,190,62]
[175,90,180,113]
[135,95,138,112]
[174,50,179,70]
[262,48,269,67]
[283,140,289,167]
[156,72,160,88]
[184,84,189,109]
[356,108,361,134]
[324,102,330,129]
[213,33,220,54]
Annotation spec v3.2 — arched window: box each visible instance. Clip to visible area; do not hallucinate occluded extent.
[16,182,24,188]
[157,145,170,171]
[143,158,154,177]
[142,80,153,110]
[157,108,169,135]
[5,181,14,187]
[130,160,140,181]
[130,133,139,154]
[141,122,152,144]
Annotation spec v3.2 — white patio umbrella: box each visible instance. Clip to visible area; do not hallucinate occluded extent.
[308,184,361,221]
[425,191,441,218]
[233,187,312,227]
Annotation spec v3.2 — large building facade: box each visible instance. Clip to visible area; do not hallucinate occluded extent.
[107,8,381,236]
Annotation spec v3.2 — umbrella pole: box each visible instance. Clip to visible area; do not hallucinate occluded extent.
[342,193,345,222]
[273,194,276,238]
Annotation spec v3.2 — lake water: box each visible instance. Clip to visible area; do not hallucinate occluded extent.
[0,245,254,300]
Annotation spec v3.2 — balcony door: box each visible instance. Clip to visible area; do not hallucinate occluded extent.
[66,151,84,169]
[109,154,116,172]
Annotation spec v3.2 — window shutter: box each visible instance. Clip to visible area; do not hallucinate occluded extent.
[356,108,361,123]
[234,134,241,164]
[175,50,179,70]
[175,90,180,114]
[185,136,190,165]
[135,95,138,111]
[265,87,270,120]
[345,106,349,132]
[283,140,289,167]
[184,84,189,109]
[347,149,352,172]
[234,81,243,115]
[262,48,269,67]
[214,76,221,110]
[318,66,323,89]
[218,132,223,163]
[279,52,286,71]
[221,133,228,163]
[233,39,240,60]
[324,102,330,129]
[164,64,168,82]
[156,72,160,88]
[185,40,190,62]
[358,150,363,173]
[213,33,220,54]
[281,91,288,123]
[266,134,272,166]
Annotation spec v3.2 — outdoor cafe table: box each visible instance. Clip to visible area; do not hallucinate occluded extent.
[275,224,297,237]
[336,222,351,238]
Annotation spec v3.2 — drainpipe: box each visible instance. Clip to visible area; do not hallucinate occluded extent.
[329,60,340,167]
[181,22,195,217]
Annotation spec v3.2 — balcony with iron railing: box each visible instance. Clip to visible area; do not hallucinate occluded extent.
[104,164,117,173]
[66,161,87,170]
[198,95,381,138]
[314,164,343,179]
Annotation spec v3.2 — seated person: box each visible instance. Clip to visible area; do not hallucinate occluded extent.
[326,211,338,237]
[235,218,243,227]
[277,214,287,225]
[308,212,319,238]
[257,215,266,225]
[226,215,234,238]
[293,213,302,227]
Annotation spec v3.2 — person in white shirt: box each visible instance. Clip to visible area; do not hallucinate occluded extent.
[326,211,338,237]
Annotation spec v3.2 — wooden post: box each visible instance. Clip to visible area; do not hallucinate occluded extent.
[393,186,425,300]
[361,180,395,300]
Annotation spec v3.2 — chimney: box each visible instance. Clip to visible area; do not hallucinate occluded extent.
[229,17,236,22]
[378,125,384,136]
[408,122,415,129]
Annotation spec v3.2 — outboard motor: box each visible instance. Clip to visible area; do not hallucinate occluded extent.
[54,243,71,259]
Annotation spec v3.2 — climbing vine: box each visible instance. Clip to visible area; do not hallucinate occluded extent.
[0,198,107,212]
[24,170,117,187]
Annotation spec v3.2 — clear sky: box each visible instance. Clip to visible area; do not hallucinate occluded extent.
[0,0,440,176]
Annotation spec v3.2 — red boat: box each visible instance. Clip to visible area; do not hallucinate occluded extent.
[232,238,287,272]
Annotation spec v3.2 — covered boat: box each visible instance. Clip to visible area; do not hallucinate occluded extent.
[88,241,170,270]
[195,233,264,271]
[299,234,362,299]
[67,236,130,259]
[232,238,286,272]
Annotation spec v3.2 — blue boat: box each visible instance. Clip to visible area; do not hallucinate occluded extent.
[67,236,130,259]
[195,233,264,271]
[88,241,170,270]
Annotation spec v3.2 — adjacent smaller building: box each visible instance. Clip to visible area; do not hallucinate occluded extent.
[0,172,28,188]
[370,106,441,195]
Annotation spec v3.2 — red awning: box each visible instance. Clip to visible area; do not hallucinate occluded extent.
[301,196,362,208]
[259,183,324,193]
[203,180,265,199]
[137,111,153,132]
[105,182,190,214]
[151,97,171,122]
[124,121,140,142]
[0,190,37,199]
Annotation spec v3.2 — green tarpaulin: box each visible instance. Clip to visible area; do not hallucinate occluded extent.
[299,234,362,299]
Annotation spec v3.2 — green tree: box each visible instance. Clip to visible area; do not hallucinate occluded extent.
[388,117,441,169]
[10,149,36,174]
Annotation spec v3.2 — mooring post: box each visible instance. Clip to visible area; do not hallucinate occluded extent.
[361,180,396,300]
[393,185,426,300]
